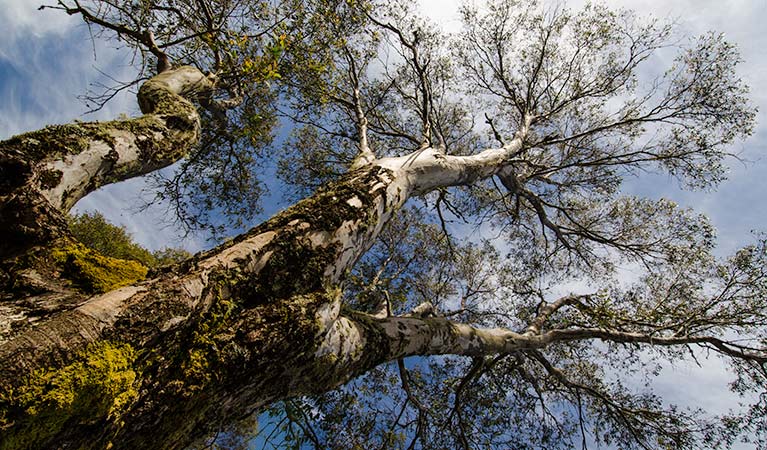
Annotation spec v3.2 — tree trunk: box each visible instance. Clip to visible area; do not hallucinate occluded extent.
[0,158,417,448]
[0,66,533,449]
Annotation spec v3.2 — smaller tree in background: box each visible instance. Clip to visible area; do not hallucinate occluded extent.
[69,212,191,268]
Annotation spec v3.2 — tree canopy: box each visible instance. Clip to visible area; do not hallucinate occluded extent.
[0,0,765,449]
[69,212,191,267]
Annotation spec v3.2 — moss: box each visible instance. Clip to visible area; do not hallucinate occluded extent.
[114,115,190,164]
[0,342,139,450]
[241,236,341,305]
[137,82,195,117]
[171,285,337,393]
[273,165,391,231]
[181,349,213,392]
[1,123,117,163]
[38,169,63,189]
[170,276,239,394]
[339,307,392,364]
[116,279,243,444]
[0,109,193,188]
[207,165,391,256]
[110,111,196,169]
[207,166,394,306]
[51,243,148,294]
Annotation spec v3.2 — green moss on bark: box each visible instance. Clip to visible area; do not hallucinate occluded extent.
[0,342,138,450]
[210,165,392,255]
[51,243,148,294]
[111,113,196,167]
[173,278,238,394]
[273,165,391,230]
[1,123,117,163]
[243,236,341,304]
[207,165,394,306]
[339,307,392,363]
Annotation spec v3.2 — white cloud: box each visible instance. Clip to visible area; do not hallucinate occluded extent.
[418,0,462,32]
[0,2,138,137]
[0,0,77,37]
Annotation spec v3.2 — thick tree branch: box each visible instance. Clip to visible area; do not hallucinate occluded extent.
[376,115,532,195]
[525,294,591,335]
[313,309,766,395]
[0,66,212,260]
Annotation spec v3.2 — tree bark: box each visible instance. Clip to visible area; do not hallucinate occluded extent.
[0,68,534,449]
[0,161,407,448]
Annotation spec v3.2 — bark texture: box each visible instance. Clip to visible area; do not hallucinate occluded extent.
[0,161,404,448]
[0,66,210,336]
[0,67,532,449]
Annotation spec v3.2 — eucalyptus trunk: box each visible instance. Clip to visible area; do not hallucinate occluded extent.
[0,67,534,450]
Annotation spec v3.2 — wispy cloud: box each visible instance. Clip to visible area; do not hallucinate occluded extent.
[0,1,137,135]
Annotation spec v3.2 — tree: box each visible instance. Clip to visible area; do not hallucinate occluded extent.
[0,0,765,448]
[69,212,191,267]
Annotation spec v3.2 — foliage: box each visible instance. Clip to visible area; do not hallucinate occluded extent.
[47,0,363,236]
[28,0,767,448]
[69,212,191,268]
[234,0,763,446]
[153,247,194,266]
[69,212,156,266]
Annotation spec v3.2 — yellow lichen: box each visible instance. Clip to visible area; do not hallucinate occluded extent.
[0,342,139,450]
[180,349,212,393]
[51,243,148,293]
[175,284,237,393]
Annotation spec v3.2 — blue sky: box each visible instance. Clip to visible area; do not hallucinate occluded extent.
[0,0,767,254]
[2,0,765,255]
[1,0,766,446]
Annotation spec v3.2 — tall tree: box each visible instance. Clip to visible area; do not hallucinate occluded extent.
[0,0,765,449]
